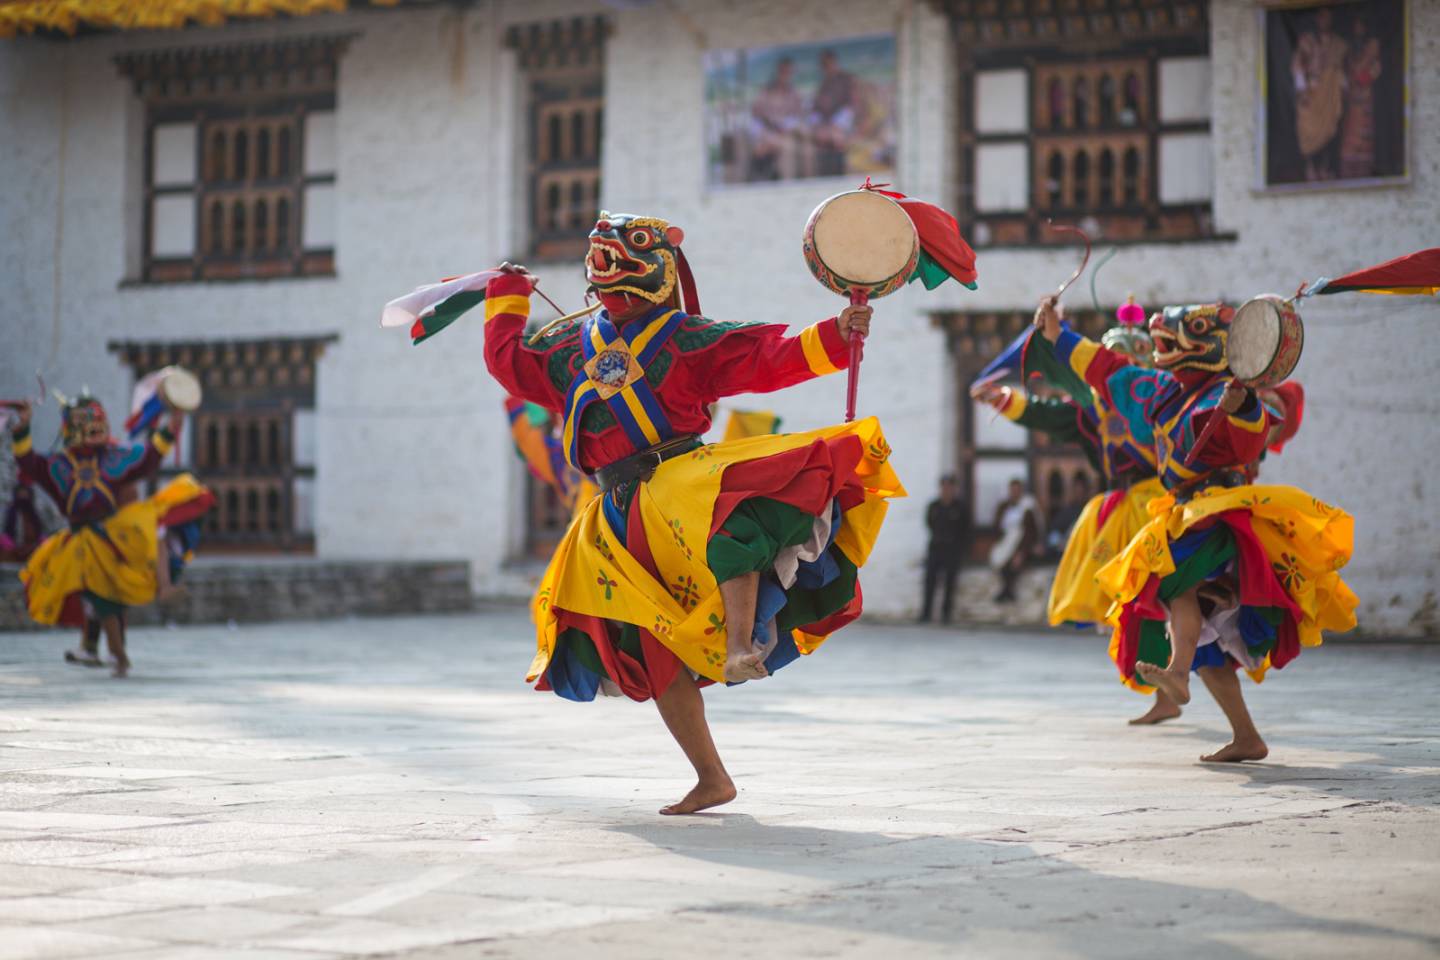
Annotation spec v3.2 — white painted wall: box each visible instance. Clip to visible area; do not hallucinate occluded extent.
[2,0,1437,636]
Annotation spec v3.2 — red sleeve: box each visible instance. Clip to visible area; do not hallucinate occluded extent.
[481,274,568,414]
[11,429,62,505]
[693,317,851,401]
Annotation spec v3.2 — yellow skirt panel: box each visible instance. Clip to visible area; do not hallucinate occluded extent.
[21,502,161,624]
[1094,484,1359,642]
[1047,477,1166,626]
[527,417,904,685]
[18,474,214,626]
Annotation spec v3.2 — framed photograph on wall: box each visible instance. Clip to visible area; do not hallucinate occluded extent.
[704,34,896,187]
[1259,0,1408,190]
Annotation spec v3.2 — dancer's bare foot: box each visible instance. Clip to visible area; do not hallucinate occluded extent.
[110,659,131,679]
[1136,661,1191,705]
[723,650,769,683]
[659,775,737,815]
[1129,697,1183,725]
[1201,737,1268,763]
[64,649,104,668]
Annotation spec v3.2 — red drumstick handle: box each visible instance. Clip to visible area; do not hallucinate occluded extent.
[844,288,868,423]
[1183,376,1237,467]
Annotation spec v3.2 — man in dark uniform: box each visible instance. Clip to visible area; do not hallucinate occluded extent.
[920,474,970,624]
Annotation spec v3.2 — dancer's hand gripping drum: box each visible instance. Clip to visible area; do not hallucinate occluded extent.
[803,190,919,422]
[1185,294,1304,465]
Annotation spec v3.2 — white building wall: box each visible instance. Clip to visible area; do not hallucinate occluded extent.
[2,0,1437,635]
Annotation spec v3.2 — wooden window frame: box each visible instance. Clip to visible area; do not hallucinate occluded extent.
[946,0,1230,248]
[118,37,347,284]
[507,17,608,263]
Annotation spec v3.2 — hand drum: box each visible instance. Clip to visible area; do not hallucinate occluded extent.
[803,189,919,305]
[802,190,919,421]
[158,366,204,412]
[1228,295,1304,388]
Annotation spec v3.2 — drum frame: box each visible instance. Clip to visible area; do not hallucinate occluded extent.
[802,190,919,301]
[158,366,204,412]
[1230,294,1304,389]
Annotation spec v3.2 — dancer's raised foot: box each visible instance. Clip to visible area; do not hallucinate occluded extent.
[1136,661,1191,705]
[723,650,769,683]
[659,774,737,815]
[1201,737,1268,763]
[1129,696,1183,726]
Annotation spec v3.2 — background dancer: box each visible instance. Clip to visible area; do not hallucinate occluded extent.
[972,300,1179,723]
[1033,296,1357,762]
[8,395,211,676]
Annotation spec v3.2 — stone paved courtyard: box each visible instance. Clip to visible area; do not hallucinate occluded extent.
[1,610,1438,959]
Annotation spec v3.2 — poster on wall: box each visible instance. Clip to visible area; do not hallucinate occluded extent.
[1262,0,1408,189]
[704,34,896,186]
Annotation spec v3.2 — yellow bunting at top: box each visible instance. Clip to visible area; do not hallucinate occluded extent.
[0,0,399,39]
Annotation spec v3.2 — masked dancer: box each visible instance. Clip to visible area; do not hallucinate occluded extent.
[423,212,906,813]
[8,395,212,676]
[1032,297,1356,761]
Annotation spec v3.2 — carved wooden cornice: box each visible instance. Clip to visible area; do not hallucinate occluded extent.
[114,34,352,100]
[927,0,1207,52]
[504,15,608,71]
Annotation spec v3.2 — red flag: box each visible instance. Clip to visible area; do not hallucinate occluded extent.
[1309,248,1440,296]
[860,179,978,287]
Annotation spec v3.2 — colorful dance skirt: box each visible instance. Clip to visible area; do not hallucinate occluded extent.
[1047,476,1166,627]
[1095,484,1358,693]
[527,417,904,702]
[20,475,214,627]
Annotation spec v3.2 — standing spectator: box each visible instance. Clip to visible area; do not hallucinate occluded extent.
[920,474,969,624]
[989,477,1039,603]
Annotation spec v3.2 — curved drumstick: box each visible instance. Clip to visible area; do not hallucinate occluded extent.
[1048,221,1092,300]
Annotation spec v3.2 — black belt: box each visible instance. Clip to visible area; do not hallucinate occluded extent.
[594,435,701,494]
[1170,468,1248,503]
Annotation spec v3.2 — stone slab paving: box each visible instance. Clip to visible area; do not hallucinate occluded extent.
[1,611,1437,960]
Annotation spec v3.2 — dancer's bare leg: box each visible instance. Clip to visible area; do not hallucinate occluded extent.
[1196,666,1268,762]
[101,615,130,678]
[719,572,767,682]
[1136,587,1199,705]
[654,671,736,815]
[1129,688,1183,725]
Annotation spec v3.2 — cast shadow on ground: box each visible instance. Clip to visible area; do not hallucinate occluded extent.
[1193,760,1440,808]
[611,817,1439,959]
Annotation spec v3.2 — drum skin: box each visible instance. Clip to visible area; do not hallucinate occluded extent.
[803,190,918,300]
[1229,294,1303,388]
[158,366,204,412]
